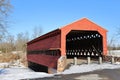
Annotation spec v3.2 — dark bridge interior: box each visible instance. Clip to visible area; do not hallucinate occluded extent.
[66,30,103,58]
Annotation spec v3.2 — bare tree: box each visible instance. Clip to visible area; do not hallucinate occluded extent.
[14,32,30,66]
[0,0,12,41]
[6,34,15,51]
[32,26,42,39]
[0,34,15,53]
[116,27,120,49]
[108,36,115,50]
[15,33,24,51]
[117,27,120,37]
[15,32,29,52]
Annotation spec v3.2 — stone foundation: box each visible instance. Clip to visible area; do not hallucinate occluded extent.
[57,56,67,72]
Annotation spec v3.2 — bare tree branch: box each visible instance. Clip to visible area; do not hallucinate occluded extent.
[117,27,120,36]
[0,0,12,41]
[32,26,42,39]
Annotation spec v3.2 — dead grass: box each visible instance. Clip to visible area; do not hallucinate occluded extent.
[0,52,28,67]
[0,53,19,62]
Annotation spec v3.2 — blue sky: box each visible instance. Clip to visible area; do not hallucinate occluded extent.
[10,0,120,43]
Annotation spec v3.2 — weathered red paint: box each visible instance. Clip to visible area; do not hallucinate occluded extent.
[27,18,108,69]
[60,18,107,56]
[27,29,61,51]
[27,54,60,69]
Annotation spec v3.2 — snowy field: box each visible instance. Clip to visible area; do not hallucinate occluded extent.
[0,65,53,80]
[62,62,120,74]
[1,62,120,80]
[108,50,120,56]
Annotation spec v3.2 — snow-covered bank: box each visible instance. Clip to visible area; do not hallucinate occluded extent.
[1,62,120,80]
[0,63,9,68]
[0,68,53,80]
[108,50,120,57]
[0,62,53,80]
[62,63,120,74]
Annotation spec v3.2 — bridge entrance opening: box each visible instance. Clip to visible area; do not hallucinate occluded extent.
[66,30,103,59]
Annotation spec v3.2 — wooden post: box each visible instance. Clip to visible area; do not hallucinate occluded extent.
[111,57,114,64]
[87,57,91,64]
[74,57,77,65]
[99,57,102,64]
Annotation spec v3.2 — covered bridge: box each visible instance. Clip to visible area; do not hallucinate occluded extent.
[27,18,107,73]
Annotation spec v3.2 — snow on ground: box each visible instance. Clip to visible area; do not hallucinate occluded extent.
[1,62,120,80]
[62,62,120,74]
[108,50,120,57]
[0,63,53,80]
[0,67,53,80]
[0,63,9,68]
[74,74,104,80]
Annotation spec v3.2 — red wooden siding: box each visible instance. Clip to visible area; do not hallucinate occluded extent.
[60,18,107,56]
[27,54,60,69]
[27,30,61,51]
[27,18,108,70]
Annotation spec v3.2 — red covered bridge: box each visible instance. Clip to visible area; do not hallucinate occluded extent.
[27,18,107,72]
